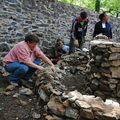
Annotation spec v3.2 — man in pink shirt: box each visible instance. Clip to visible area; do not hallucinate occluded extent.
[3,34,55,86]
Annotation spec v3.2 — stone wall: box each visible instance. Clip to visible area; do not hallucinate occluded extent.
[34,66,120,120]
[89,40,120,100]
[0,0,120,58]
[33,40,120,119]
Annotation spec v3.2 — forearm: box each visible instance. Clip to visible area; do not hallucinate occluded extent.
[24,61,44,71]
[41,55,54,66]
[84,26,88,36]
[72,21,76,40]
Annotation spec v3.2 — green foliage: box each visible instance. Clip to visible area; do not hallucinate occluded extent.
[59,0,120,17]
[102,0,120,17]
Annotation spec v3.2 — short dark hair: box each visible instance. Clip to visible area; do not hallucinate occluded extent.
[80,11,87,19]
[56,39,64,44]
[99,12,107,21]
[25,33,40,43]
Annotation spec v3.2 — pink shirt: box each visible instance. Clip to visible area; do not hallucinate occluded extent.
[3,41,46,65]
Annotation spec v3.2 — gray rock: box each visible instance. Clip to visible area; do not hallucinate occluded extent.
[65,107,79,119]
[38,89,49,102]
[19,87,33,95]
[0,42,10,52]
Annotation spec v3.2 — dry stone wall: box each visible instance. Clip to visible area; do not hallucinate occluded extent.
[0,0,120,58]
[89,40,120,100]
[34,67,120,120]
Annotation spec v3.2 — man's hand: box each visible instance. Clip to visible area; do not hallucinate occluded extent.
[50,65,56,73]
[37,66,45,72]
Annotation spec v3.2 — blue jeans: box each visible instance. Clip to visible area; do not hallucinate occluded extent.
[4,59,40,83]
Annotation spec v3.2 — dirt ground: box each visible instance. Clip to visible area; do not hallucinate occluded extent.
[62,71,90,94]
[0,77,45,120]
[0,71,91,120]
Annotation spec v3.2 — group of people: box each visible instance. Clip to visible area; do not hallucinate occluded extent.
[3,11,112,86]
[70,11,112,53]
[52,11,112,62]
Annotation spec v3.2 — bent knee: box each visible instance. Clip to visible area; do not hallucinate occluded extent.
[19,65,29,73]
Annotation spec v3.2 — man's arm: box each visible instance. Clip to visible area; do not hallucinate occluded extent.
[24,61,45,71]
[37,50,55,73]
[84,22,88,36]
[71,21,77,40]
[41,54,54,66]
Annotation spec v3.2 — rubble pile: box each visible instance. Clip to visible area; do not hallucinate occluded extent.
[35,67,120,120]
[89,40,120,99]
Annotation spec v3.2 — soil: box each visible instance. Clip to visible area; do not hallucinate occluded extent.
[0,72,90,120]
[0,76,45,120]
[62,71,90,94]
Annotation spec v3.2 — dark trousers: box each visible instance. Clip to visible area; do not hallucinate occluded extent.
[69,37,85,54]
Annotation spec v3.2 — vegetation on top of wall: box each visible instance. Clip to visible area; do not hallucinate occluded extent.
[58,0,120,17]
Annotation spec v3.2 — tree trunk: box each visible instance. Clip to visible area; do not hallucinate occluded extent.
[116,13,119,18]
[95,0,100,13]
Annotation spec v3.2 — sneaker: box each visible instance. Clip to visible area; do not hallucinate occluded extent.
[6,76,19,87]
[10,82,19,87]
[28,79,33,82]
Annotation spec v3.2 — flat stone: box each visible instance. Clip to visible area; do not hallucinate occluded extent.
[109,79,118,84]
[67,90,84,101]
[38,89,49,102]
[75,100,91,109]
[19,87,33,95]
[45,115,55,120]
[47,95,65,116]
[65,107,79,119]
[80,109,94,119]
[102,113,117,120]
[6,85,16,91]
[101,72,111,78]
[3,91,12,96]
[110,60,120,67]
[109,53,120,61]
[101,62,111,67]
[90,40,113,46]
[110,47,120,52]
[110,67,120,78]
[113,43,120,48]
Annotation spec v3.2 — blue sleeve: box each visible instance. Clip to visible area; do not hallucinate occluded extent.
[63,45,69,53]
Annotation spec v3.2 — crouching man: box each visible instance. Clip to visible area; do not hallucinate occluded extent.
[3,33,55,86]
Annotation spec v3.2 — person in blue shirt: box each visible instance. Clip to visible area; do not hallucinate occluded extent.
[54,39,69,56]
[93,12,112,39]
[52,39,69,64]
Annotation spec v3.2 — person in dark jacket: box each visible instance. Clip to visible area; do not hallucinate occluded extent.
[93,12,112,39]
[69,11,89,54]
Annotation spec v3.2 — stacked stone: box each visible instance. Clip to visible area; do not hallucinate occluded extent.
[89,40,120,99]
[59,51,90,72]
[35,67,120,120]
